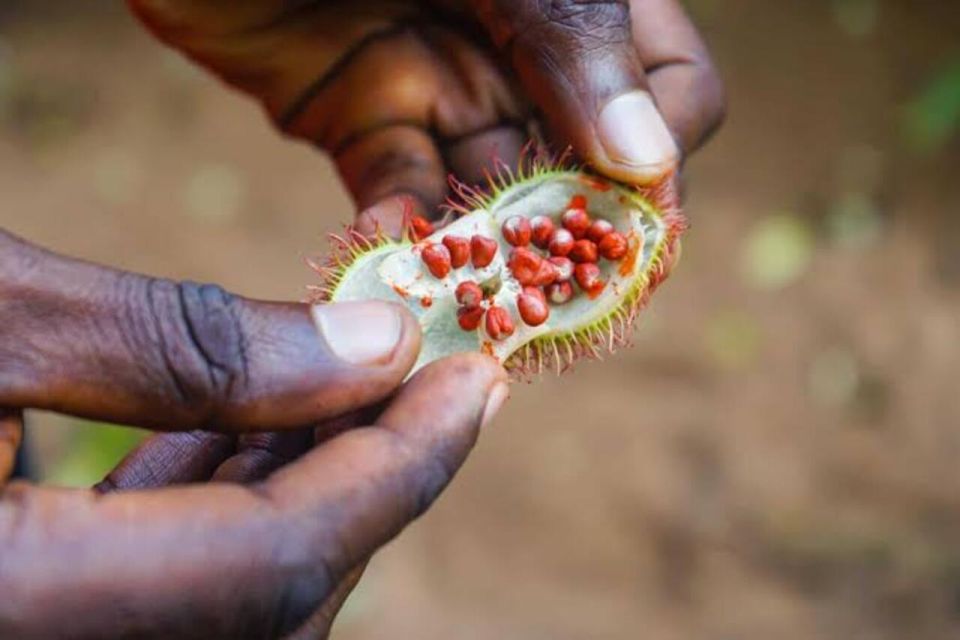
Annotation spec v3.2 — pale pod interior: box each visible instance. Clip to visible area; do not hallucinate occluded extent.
[330,172,670,374]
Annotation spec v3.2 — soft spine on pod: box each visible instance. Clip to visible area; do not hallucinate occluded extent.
[308,147,687,379]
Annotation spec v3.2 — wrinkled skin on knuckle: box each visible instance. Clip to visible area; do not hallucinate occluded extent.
[478,0,631,49]
[140,279,250,425]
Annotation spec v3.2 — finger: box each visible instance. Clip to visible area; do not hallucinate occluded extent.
[212,429,313,483]
[0,230,421,432]
[284,563,368,640]
[443,124,527,187]
[354,194,427,240]
[355,124,527,240]
[0,354,508,639]
[262,353,508,590]
[335,125,448,218]
[474,0,679,184]
[630,0,725,156]
[95,431,235,492]
[0,410,23,484]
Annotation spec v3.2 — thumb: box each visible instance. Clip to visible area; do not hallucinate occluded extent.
[473,0,679,184]
[0,230,421,432]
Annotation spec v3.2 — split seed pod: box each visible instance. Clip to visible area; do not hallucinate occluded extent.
[311,154,685,376]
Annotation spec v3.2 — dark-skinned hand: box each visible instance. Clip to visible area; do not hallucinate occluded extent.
[130,0,724,233]
[0,229,509,639]
[0,1,724,638]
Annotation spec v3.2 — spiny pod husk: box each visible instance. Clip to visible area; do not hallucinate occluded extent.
[313,152,685,378]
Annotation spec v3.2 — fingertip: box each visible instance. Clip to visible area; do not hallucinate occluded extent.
[593,90,680,185]
[379,352,509,443]
[354,194,426,240]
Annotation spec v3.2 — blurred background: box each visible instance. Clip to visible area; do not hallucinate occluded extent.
[2,0,960,638]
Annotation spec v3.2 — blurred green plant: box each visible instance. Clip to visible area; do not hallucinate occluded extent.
[704,308,762,370]
[741,213,815,290]
[825,192,884,250]
[46,420,145,488]
[903,56,960,155]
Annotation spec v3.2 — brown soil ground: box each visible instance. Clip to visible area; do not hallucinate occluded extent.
[2,2,960,638]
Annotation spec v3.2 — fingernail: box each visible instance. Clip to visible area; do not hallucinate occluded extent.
[480,382,510,429]
[312,302,404,365]
[597,91,679,180]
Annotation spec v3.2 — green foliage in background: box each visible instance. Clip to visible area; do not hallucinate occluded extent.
[903,56,960,155]
[741,213,815,290]
[46,421,146,488]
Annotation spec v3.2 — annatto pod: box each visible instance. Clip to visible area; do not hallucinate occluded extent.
[310,152,686,377]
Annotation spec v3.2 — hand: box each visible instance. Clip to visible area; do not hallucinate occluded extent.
[0,228,509,638]
[129,0,724,232]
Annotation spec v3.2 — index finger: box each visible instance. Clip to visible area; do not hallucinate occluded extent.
[631,0,725,156]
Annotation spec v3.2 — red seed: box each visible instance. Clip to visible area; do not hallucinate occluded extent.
[569,239,599,264]
[442,235,471,268]
[574,263,604,294]
[598,231,628,261]
[587,219,615,243]
[457,305,485,331]
[508,247,543,285]
[546,281,574,305]
[530,260,559,287]
[548,228,575,257]
[548,256,574,282]
[421,243,451,279]
[485,305,515,341]
[455,281,484,307]
[501,215,532,247]
[410,215,434,241]
[523,285,547,304]
[470,235,498,268]
[570,194,588,210]
[561,208,591,239]
[530,215,555,249]
[517,289,549,327]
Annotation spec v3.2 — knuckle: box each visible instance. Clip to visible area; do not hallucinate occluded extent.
[143,278,250,423]
[533,1,630,36]
[499,0,632,59]
[540,0,630,30]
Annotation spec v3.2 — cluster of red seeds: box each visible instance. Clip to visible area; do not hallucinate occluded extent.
[415,196,629,342]
[498,195,628,333]
[453,282,517,340]
[419,225,499,280]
